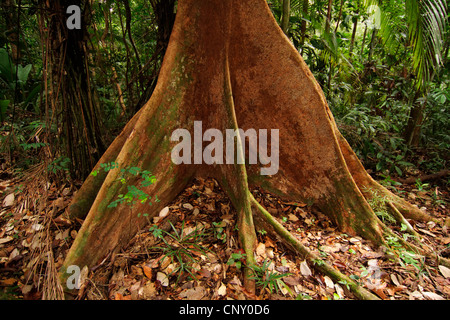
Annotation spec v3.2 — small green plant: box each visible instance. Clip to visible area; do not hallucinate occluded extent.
[295,293,312,300]
[212,221,227,243]
[150,221,209,283]
[249,259,292,295]
[90,162,158,209]
[312,258,326,266]
[365,188,396,224]
[47,156,71,174]
[414,179,429,191]
[385,236,425,273]
[227,251,246,270]
[258,229,268,236]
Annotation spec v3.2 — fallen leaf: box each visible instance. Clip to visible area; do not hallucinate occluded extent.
[422,291,445,300]
[300,261,312,277]
[256,242,266,257]
[217,282,227,296]
[0,236,13,245]
[179,286,205,300]
[8,248,19,261]
[229,275,242,287]
[409,290,424,300]
[438,265,450,278]
[79,266,89,285]
[198,267,211,279]
[349,237,362,244]
[373,288,388,300]
[324,276,334,289]
[159,206,170,218]
[390,274,401,286]
[156,272,169,287]
[53,197,65,209]
[334,283,344,299]
[182,203,194,210]
[31,223,44,232]
[141,282,156,299]
[283,276,301,286]
[0,278,16,286]
[3,193,14,207]
[143,264,152,279]
[114,292,131,300]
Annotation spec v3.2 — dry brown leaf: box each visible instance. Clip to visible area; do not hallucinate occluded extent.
[217,282,227,296]
[156,272,169,287]
[143,264,152,279]
[324,276,334,289]
[180,286,205,300]
[140,282,157,299]
[159,206,170,218]
[422,291,445,300]
[256,242,266,257]
[0,236,13,245]
[0,278,16,286]
[3,193,14,207]
[438,265,450,278]
[300,261,312,277]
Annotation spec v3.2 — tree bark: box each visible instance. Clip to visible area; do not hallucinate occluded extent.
[325,0,333,33]
[349,16,358,59]
[404,102,425,147]
[59,0,444,298]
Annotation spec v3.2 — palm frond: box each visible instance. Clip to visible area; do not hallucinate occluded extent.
[406,0,447,90]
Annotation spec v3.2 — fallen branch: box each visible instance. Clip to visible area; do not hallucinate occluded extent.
[397,170,450,185]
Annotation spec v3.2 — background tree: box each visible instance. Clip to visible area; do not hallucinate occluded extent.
[39,0,105,180]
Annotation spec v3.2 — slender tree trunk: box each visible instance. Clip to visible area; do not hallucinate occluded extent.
[349,16,358,59]
[334,0,344,33]
[404,94,426,147]
[360,24,367,56]
[325,0,333,33]
[1,0,21,63]
[299,0,308,48]
[368,28,378,62]
[281,0,290,35]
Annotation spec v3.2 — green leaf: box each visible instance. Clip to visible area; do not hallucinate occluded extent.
[17,64,32,84]
[0,100,10,122]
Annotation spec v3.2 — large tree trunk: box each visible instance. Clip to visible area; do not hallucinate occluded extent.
[59,0,446,298]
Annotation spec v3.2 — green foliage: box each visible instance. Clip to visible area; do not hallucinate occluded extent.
[249,259,292,295]
[227,251,246,270]
[212,221,227,243]
[365,188,396,224]
[267,0,449,173]
[91,162,158,209]
[385,236,425,273]
[47,157,71,174]
[149,221,209,283]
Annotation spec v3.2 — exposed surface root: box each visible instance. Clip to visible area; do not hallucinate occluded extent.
[249,193,380,300]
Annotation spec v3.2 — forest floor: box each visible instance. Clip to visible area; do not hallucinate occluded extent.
[0,162,449,300]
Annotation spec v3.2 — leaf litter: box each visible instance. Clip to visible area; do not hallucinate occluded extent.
[0,169,449,300]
